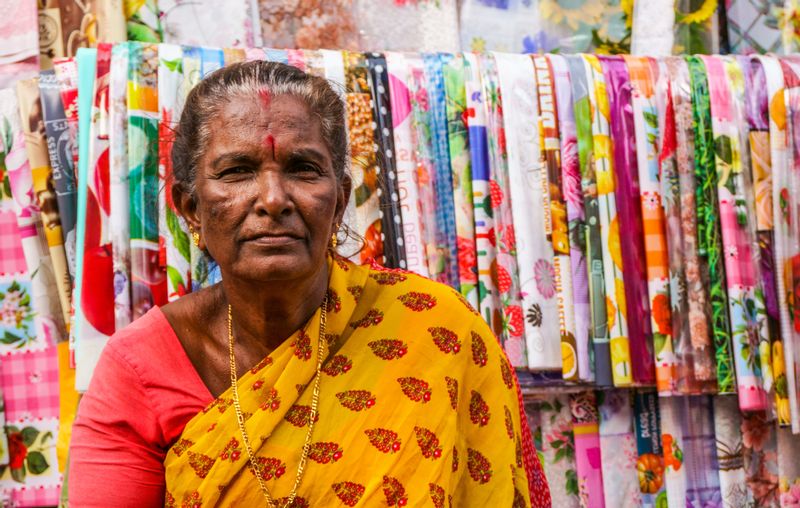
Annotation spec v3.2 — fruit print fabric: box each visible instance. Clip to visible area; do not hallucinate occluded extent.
[462,52,522,367]
[551,54,594,384]
[759,54,800,432]
[583,54,633,388]
[599,55,655,386]
[478,53,529,369]
[745,56,791,427]
[566,54,613,387]
[163,258,548,506]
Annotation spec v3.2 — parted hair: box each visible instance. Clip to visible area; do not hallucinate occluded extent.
[170,60,350,201]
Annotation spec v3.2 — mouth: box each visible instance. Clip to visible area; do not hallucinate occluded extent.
[243,233,304,247]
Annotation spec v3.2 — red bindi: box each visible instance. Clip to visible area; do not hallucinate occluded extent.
[264,133,276,158]
[259,89,271,108]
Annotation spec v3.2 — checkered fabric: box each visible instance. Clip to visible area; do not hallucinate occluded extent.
[8,484,61,506]
[0,347,60,421]
[0,211,26,276]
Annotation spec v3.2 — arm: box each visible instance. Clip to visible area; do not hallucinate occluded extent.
[68,346,167,507]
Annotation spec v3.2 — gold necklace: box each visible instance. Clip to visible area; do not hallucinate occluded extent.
[228,294,328,508]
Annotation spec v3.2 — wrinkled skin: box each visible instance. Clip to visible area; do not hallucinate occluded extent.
[164,93,351,396]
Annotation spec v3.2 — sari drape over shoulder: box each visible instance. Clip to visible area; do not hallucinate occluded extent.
[164,259,550,507]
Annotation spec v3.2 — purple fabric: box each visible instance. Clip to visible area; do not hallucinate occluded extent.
[600,55,655,384]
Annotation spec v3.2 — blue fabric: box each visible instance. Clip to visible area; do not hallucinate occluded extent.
[425,53,459,288]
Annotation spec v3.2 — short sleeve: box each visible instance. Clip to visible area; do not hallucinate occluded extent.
[451,316,551,508]
[68,345,167,508]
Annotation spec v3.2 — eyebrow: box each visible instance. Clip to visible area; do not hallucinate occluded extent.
[211,151,259,169]
[285,147,329,165]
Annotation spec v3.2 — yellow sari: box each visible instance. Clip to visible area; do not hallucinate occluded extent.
[164,259,547,507]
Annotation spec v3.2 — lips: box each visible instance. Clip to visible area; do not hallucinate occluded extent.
[242,231,304,246]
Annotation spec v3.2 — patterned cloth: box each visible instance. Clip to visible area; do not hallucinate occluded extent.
[164,258,549,506]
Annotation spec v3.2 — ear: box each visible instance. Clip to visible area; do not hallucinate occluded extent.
[334,173,352,226]
[172,184,204,248]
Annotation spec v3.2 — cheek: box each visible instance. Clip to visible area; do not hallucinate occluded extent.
[299,188,339,233]
[199,183,252,227]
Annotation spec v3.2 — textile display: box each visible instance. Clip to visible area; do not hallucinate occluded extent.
[9,1,800,502]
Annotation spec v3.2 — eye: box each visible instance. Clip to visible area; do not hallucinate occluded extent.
[219,166,252,177]
[292,162,322,175]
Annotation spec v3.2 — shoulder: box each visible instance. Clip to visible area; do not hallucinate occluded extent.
[360,261,481,320]
[103,306,184,376]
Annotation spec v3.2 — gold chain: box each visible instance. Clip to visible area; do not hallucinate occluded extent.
[228,294,328,508]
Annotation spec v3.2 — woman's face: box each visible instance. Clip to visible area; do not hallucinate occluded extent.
[180,92,348,284]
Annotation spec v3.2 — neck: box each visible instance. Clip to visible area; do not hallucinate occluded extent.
[220,259,330,352]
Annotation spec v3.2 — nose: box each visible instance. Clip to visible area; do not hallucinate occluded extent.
[253,170,294,218]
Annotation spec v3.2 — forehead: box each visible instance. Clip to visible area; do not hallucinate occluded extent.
[205,93,328,153]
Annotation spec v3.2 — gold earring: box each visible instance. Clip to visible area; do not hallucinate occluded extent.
[330,224,339,250]
[189,226,200,247]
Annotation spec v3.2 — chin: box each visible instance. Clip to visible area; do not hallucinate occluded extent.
[229,251,323,283]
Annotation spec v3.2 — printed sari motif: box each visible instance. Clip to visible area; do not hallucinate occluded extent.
[479,54,528,369]
[109,43,132,330]
[632,391,666,508]
[702,55,769,413]
[566,55,612,387]
[745,56,790,426]
[385,52,429,278]
[443,54,479,308]
[584,54,632,387]
[686,55,735,395]
[600,55,654,386]
[494,52,560,374]
[158,43,192,303]
[551,54,593,384]
[663,57,718,395]
[407,54,446,281]
[776,56,800,434]
[128,42,167,319]
[163,259,549,507]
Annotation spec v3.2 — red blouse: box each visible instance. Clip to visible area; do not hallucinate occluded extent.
[69,308,212,507]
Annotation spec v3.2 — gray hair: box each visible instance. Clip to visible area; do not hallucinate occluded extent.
[171,60,350,200]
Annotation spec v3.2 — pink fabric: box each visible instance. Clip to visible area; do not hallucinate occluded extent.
[68,307,212,508]
[0,210,26,274]
[1,347,60,420]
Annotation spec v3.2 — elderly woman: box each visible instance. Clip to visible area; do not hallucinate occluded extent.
[68,61,549,507]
